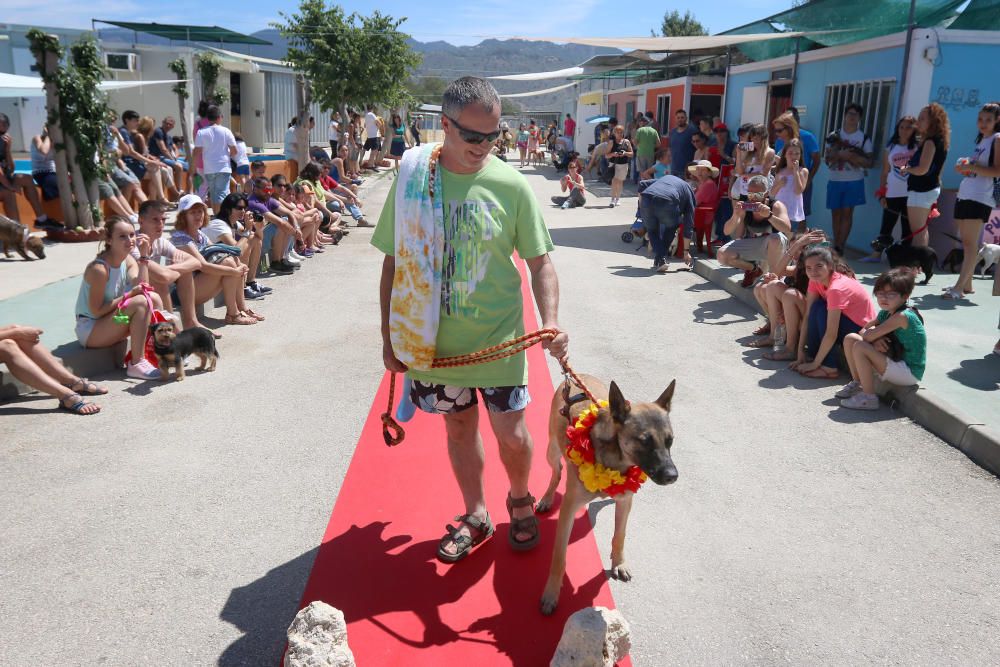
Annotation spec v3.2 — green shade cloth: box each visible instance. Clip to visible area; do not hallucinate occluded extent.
[949,0,1000,30]
[722,0,971,62]
[97,20,271,45]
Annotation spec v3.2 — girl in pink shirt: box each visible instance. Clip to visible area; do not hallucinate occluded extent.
[792,245,876,379]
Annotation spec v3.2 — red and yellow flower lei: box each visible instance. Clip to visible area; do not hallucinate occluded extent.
[565,400,647,496]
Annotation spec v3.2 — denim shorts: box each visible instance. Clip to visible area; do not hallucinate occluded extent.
[204,172,232,205]
[410,381,531,415]
[826,179,866,209]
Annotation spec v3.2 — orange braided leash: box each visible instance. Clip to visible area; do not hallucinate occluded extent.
[380,328,596,446]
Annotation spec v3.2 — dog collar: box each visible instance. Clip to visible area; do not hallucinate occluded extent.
[565,401,647,496]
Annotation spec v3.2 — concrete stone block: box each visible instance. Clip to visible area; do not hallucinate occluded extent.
[284,602,355,667]
[551,606,631,667]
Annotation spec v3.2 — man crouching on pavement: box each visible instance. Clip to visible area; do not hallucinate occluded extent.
[372,76,569,563]
[717,174,792,287]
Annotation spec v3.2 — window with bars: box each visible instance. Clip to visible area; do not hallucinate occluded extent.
[821,79,896,157]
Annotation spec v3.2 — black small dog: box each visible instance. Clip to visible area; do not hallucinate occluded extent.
[886,243,937,285]
[150,322,219,381]
[940,248,964,274]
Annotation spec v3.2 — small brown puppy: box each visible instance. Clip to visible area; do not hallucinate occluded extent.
[0,215,46,260]
[150,321,219,381]
[539,375,677,615]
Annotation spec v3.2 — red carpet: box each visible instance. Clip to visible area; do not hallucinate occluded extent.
[296,261,630,666]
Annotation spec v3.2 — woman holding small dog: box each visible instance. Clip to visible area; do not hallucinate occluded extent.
[838,268,926,410]
[0,324,107,414]
[944,102,1000,300]
[75,216,164,380]
[170,195,262,326]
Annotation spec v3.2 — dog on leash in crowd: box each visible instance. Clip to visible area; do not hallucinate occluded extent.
[150,321,219,381]
[538,375,678,615]
[977,243,1000,276]
[0,215,46,260]
[885,243,937,285]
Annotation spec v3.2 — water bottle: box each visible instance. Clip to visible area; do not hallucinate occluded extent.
[772,323,787,352]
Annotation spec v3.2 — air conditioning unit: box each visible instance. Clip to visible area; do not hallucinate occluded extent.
[105,52,140,72]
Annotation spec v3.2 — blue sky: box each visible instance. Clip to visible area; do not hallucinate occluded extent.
[7,0,796,46]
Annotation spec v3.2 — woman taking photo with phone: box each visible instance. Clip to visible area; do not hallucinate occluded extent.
[607,124,633,207]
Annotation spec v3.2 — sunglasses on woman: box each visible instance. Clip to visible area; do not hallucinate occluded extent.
[235,205,247,211]
[445,114,501,144]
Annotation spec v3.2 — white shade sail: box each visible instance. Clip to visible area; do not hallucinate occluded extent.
[489,66,584,81]
[0,72,188,98]
[499,82,577,98]
[514,32,809,51]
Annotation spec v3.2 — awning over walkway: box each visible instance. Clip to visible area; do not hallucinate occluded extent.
[498,82,577,98]
[0,72,187,98]
[95,20,271,45]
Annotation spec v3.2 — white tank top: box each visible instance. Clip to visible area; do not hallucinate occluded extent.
[734,159,766,197]
[886,143,915,199]
[957,133,999,207]
[773,168,805,222]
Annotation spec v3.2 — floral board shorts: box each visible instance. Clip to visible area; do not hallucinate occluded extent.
[410,381,531,415]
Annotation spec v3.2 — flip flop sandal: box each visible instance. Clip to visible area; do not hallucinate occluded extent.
[225,313,257,325]
[437,513,494,563]
[506,493,540,552]
[65,377,108,395]
[59,393,100,415]
[752,322,771,336]
[763,349,797,361]
[243,309,265,321]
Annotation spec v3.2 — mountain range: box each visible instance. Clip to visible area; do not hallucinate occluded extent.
[94,27,619,111]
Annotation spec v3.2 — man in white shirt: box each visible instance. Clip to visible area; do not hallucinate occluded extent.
[363,106,381,170]
[192,105,237,214]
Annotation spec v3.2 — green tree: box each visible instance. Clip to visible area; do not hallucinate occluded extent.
[654,10,708,37]
[273,0,422,123]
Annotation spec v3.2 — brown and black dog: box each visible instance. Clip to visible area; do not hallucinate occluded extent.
[150,321,219,381]
[0,215,45,260]
[539,375,677,615]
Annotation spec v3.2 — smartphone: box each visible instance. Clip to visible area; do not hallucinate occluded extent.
[739,142,755,151]
[742,201,761,212]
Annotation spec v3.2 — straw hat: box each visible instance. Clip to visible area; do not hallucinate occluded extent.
[687,160,719,178]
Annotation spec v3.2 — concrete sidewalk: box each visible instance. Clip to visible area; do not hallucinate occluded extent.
[691,255,1000,476]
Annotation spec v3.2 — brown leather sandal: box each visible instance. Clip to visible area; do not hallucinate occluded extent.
[437,513,494,563]
[225,312,256,325]
[506,492,540,551]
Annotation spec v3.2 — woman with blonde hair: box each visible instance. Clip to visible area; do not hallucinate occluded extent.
[901,103,950,247]
[133,116,175,202]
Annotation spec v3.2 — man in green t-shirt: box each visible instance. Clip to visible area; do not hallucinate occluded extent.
[634,116,661,182]
[373,77,569,563]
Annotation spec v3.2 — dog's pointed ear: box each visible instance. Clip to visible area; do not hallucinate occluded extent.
[608,381,630,424]
[655,379,676,412]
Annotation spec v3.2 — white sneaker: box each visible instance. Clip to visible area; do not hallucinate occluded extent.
[840,392,879,410]
[127,358,162,380]
[289,250,306,261]
[835,380,862,399]
[284,254,301,266]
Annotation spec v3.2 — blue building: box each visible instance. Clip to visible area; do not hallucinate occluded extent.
[722,27,1000,253]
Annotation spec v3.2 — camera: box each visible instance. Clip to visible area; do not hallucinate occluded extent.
[252,212,264,222]
[738,141,755,151]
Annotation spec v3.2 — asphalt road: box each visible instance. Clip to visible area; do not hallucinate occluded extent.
[2,163,999,666]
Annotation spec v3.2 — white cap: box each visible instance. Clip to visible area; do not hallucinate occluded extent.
[177,193,207,213]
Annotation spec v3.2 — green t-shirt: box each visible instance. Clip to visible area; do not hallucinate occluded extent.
[635,126,661,160]
[372,156,554,387]
[877,308,926,381]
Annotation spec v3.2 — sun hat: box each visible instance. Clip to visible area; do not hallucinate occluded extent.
[687,159,720,178]
[177,193,207,212]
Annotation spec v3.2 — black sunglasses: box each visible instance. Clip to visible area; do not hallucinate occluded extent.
[445,114,501,144]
